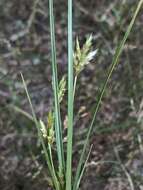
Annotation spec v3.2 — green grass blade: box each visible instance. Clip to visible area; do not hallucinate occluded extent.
[21,73,60,190]
[12,105,34,121]
[73,1,143,189]
[66,0,73,189]
[76,145,93,190]
[48,144,60,189]
[49,0,65,174]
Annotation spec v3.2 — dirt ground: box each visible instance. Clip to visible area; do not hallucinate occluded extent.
[0,0,143,189]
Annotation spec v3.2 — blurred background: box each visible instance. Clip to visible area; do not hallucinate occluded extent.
[0,0,143,189]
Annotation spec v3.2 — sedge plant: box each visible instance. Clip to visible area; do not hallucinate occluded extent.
[20,0,143,190]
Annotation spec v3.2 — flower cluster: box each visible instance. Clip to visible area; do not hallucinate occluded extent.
[40,111,55,145]
[58,75,66,103]
[74,35,97,76]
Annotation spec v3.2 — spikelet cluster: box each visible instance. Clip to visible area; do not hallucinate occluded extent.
[40,111,55,145]
[58,75,66,103]
[74,35,97,76]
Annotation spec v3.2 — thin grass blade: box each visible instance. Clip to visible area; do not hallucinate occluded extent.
[66,0,73,189]
[76,145,93,190]
[49,0,65,174]
[73,1,143,189]
[21,73,60,190]
[12,105,34,121]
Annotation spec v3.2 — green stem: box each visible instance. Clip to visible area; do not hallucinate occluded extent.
[21,74,59,190]
[48,144,60,190]
[66,0,73,189]
[73,0,143,189]
[49,0,65,174]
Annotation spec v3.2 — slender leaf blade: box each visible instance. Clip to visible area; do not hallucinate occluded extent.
[66,0,74,189]
[76,145,93,190]
[49,0,65,174]
[21,73,60,190]
[73,1,143,189]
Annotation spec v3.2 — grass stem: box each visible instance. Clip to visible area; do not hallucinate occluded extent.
[49,0,65,175]
[73,1,143,189]
[66,0,74,189]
